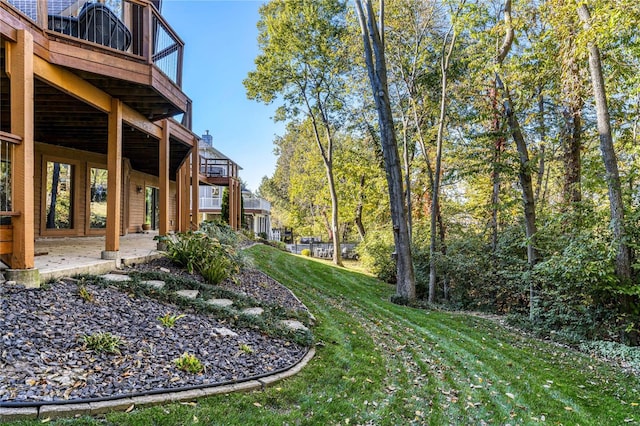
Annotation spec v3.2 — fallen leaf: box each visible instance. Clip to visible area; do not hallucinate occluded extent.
[564,406,573,411]
[506,393,515,400]
[125,404,135,413]
[253,402,262,408]
[40,418,51,424]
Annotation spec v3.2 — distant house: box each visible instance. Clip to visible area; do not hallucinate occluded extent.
[198,132,271,238]
[0,0,240,286]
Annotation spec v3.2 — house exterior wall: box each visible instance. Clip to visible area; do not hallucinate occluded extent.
[33,142,178,238]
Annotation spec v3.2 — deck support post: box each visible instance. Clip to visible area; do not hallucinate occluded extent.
[191,144,200,229]
[103,98,122,260]
[8,31,38,286]
[159,120,170,236]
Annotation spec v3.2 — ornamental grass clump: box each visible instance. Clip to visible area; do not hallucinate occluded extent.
[82,332,123,354]
[158,227,244,285]
[158,312,186,328]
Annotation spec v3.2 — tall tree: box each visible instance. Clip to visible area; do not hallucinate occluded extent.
[495,0,539,319]
[577,4,631,281]
[355,0,416,302]
[245,0,349,266]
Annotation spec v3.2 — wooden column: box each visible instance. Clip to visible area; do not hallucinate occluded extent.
[181,161,190,231]
[9,32,35,271]
[104,98,122,256]
[159,120,170,235]
[190,145,200,229]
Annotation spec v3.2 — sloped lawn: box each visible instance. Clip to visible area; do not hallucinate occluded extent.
[14,244,640,425]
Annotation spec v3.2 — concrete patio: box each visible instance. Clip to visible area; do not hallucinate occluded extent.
[2,232,164,283]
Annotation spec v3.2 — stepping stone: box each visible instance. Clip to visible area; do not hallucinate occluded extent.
[101,274,132,282]
[281,320,309,332]
[213,327,238,337]
[160,267,171,273]
[141,280,165,290]
[206,298,234,308]
[242,307,264,316]
[175,289,199,299]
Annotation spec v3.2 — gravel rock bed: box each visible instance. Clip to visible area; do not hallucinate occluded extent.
[0,261,309,404]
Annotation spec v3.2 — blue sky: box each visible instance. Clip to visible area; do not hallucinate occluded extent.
[162,0,284,192]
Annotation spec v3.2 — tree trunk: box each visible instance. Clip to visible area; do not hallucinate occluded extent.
[488,85,504,252]
[355,0,416,301]
[561,55,583,207]
[46,162,61,229]
[429,24,456,304]
[535,90,547,206]
[355,175,366,240]
[578,4,630,281]
[496,0,538,321]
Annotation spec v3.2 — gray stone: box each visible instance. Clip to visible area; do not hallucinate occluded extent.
[242,307,264,316]
[5,268,40,288]
[39,403,92,419]
[0,407,38,422]
[213,327,238,337]
[175,289,199,299]
[141,280,165,290]
[206,298,234,307]
[101,273,132,282]
[281,320,309,332]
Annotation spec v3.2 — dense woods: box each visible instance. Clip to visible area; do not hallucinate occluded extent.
[248,0,640,345]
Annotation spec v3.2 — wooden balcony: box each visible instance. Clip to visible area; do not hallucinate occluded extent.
[199,158,239,186]
[1,0,189,122]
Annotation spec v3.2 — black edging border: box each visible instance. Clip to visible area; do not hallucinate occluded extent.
[0,347,316,421]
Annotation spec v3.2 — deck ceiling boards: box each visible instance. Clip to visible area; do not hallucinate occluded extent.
[33,79,189,177]
[72,69,183,121]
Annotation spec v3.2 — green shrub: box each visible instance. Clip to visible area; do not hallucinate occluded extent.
[174,352,204,373]
[301,248,311,257]
[158,230,243,284]
[82,332,123,354]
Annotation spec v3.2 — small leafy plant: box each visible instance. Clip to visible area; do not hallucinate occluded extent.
[158,312,186,328]
[239,343,254,354]
[174,352,204,373]
[82,332,123,354]
[78,285,94,303]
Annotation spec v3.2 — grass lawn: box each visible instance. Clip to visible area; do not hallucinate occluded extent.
[11,244,640,425]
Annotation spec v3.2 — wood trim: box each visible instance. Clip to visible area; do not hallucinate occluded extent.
[33,56,112,114]
[0,131,22,145]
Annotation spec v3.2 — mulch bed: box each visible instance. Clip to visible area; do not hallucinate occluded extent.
[0,258,310,404]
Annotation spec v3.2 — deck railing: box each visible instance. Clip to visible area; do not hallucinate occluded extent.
[199,197,222,210]
[3,0,183,86]
[200,158,238,179]
[243,197,271,212]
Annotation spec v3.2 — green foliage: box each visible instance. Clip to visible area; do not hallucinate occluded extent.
[173,352,204,374]
[300,248,311,257]
[357,227,396,284]
[157,312,186,328]
[159,229,242,284]
[78,285,94,303]
[82,332,123,354]
[580,340,640,370]
[239,343,254,354]
[221,187,229,224]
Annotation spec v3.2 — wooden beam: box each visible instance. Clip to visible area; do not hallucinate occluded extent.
[191,144,199,229]
[105,98,123,253]
[159,119,170,235]
[9,30,35,270]
[33,56,112,113]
